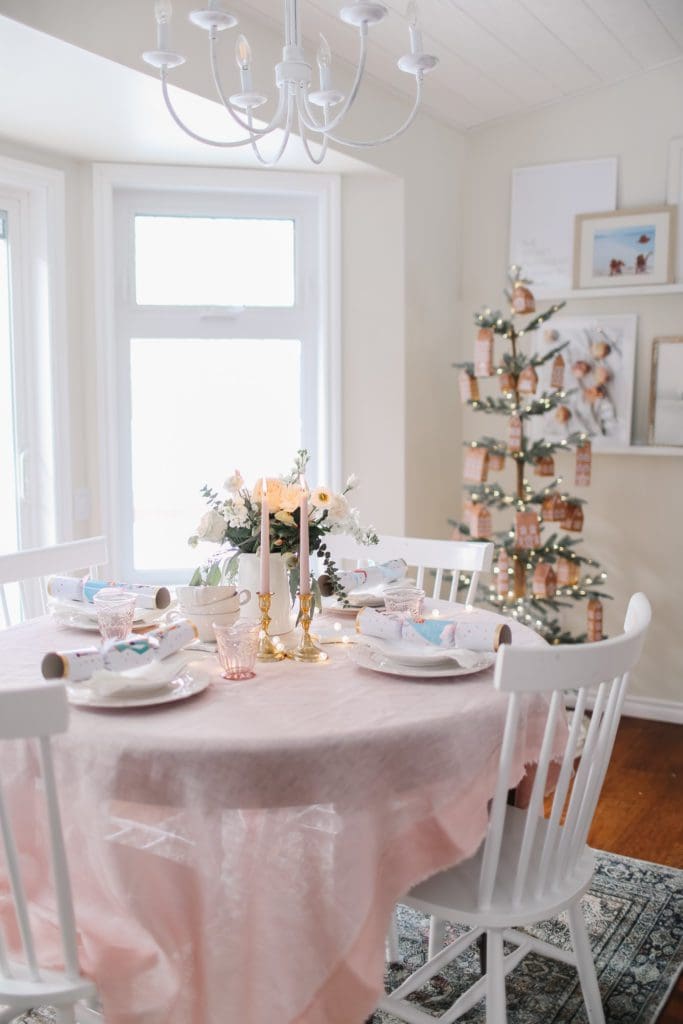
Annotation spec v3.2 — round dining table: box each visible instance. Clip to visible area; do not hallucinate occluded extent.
[0,602,551,1024]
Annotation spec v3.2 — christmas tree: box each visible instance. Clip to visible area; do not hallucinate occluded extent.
[451,266,610,644]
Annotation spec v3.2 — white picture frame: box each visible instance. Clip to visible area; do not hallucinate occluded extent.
[666,136,683,284]
[649,337,683,446]
[509,158,617,297]
[573,206,676,289]
[527,314,637,450]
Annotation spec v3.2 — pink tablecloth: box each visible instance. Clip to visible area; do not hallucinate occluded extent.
[0,608,553,1024]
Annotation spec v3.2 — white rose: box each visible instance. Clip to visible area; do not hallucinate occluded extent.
[196,509,227,544]
[326,493,350,524]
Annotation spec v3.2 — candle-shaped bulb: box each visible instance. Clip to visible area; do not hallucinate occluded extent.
[154,0,172,24]
[235,34,252,71]
[406,0,423,53]
[317,33,332,90]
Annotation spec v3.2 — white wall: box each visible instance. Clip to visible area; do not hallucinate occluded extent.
[461,61,683,706]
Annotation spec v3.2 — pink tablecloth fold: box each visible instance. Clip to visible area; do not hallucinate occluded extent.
[0,611,559,1024]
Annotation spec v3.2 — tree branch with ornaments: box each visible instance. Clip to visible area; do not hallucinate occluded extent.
[451,266,611,644]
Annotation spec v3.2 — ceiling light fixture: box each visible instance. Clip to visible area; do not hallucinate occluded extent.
[142,0,438,165]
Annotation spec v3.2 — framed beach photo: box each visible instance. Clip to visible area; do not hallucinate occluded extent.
[649,337,683,446]
[573,206,676,289]
[528,314,637,450]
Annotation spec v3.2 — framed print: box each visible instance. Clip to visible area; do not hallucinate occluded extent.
[649,337,683,446]
[509,158,617,295]
[528,315,637,449]
[573,206,676,289]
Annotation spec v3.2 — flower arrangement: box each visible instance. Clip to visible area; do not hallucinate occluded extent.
[188,450,378,603]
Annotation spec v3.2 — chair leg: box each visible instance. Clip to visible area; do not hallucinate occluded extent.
[568,901,605,1024]
[386,908,401,964]
[428,916,447,959]
[485,929,507,1024]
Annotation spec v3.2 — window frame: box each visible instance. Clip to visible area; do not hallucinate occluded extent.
[93,164,341,583]
[0,155,70,550]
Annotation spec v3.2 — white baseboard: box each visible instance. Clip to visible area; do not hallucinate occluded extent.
[565,690,683,724]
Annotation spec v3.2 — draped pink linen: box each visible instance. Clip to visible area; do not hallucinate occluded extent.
[0,611,557,1024]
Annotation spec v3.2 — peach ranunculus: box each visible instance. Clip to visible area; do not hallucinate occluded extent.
[252,477,285,508]
[279,483,304,513]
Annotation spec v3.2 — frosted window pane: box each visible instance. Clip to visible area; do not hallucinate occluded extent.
[135,216,294,307]
[0,214,19,556]
[130,338,301,573]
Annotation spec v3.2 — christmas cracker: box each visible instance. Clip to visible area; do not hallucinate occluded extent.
[356,606,511,652]
[41,619,197,683]
[47,576,171,610]
[319,559,407,597]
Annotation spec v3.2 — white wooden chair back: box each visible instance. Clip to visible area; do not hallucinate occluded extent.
[0,536,108,627]
[0,681,82,989]
[325,535,493,605]
[477,592,651,913]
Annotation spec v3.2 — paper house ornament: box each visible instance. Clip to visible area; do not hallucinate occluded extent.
[462,500,474,533]
[511,282,535,314]
[575,441,592,486]
[499,371,514,393]
[513,560,526,598]
[508,415,522,453]
[518,365,538,395]
[551,354,565,389]
[496,550,511,596]
[458,369,480,404]
[587,598,604,642]
[515,510,541,549]
[541,493,567,522]
[562,501,584,533]
[474,328,494,378]
[463,447,489,483]
[557,557,580,587]
[532,563,557,599]
[489,452,506,471]
[534,455,555,477]
[556,405,571,425]
[470,504,492,539]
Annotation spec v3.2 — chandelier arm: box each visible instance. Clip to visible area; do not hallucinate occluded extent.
[295,24,369,134]
[161,73,267,147]
[296,108,329,166]
[247,90,295,166]
[208,31,285,137]
[325,74,424,147]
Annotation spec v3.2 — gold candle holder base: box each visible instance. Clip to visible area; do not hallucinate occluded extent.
[256,592,286,662]
[288,591,328,663]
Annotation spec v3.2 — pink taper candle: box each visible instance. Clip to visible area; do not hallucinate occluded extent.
[260,478,270,594]
[299,476,310,595]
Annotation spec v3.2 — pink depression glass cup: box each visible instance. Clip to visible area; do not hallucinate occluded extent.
[214,621,260,680]
[93,588,137,642]
[383,585,425,620]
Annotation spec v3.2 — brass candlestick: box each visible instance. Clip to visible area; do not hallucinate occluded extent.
[289,591,328,663]
[256,592,286,662]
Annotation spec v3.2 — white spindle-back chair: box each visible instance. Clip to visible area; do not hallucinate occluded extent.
[325,535,493,606]
[0,537,108,628]
[378,592,651,1024]
[0,681,98,1024]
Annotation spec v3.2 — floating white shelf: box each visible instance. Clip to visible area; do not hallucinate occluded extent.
[593,444,683,456]
[534,283,683,301]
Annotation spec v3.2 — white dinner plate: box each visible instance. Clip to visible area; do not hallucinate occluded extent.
[347,643,495,680]
[49,598,171,632]
[67,664,210,709]
[357,636,491,669]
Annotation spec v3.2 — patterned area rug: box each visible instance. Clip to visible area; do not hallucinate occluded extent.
[11,852,683,1024]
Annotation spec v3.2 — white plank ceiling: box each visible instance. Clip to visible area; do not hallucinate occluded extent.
[231,0,683,129]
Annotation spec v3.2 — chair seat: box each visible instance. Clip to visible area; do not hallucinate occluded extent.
[406,807,596,929]
[0,962,95,1006]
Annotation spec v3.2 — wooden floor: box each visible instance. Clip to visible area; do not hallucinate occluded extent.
[586,716,683,1022]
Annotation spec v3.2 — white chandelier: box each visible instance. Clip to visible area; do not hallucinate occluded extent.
[142,0,438,165]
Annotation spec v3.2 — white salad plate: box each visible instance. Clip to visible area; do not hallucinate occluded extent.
[67,664,210,709]
[49,597,170,632]
[348,642,495,680]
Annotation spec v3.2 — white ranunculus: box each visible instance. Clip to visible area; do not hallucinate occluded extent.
[326,493,350,524]
[196,509,227,544]
[226,496,249,528]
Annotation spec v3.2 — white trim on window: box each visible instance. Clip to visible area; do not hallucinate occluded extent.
[92,163,341,581]
[0,155,70,546]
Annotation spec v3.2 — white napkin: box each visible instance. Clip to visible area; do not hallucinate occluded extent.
[358,637,486,669]
[75,651,193,699]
